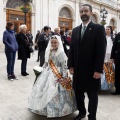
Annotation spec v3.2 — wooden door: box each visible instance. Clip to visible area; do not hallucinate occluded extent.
[59,17,72,32]
[6,9,31,33]
[14,21,24,33]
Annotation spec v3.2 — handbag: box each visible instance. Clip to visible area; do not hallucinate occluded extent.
[28,45,34,53]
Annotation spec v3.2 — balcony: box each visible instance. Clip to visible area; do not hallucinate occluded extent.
[92,0,120,9]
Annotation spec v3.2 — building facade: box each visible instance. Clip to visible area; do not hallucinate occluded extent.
[0,0,120,44]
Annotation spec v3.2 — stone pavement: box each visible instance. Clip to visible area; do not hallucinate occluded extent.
[0,50,120,120]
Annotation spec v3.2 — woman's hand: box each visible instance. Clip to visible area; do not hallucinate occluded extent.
[69,67,74,75]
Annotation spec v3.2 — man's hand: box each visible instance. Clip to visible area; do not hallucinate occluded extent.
[69,67,74,75]
[93,72,101,79]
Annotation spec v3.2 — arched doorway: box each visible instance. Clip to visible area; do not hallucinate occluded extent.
[109,18,116,31]
[6,0,31,34]
[91,14,98,23]
[59,7,72,32]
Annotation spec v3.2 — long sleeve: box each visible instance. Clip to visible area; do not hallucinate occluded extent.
[104,37,113,62]
[110,34,118,59]
[68,29,75,68]
[58,52,68,78]
[94,26,107,73]
[3,31,13,50]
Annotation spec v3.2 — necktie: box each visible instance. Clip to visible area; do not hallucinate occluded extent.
[81,26,86,39]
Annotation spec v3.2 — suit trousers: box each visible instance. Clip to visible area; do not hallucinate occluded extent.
[39,51,45,67]
[75,90,98,120]
[115,61,120,93]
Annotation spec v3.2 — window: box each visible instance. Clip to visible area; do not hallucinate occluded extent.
[59,7,72,18]
[6,0,24,10]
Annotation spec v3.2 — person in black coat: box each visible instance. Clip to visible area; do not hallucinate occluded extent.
[60,29,70,57]
[38,26,51,66]
[110,33,120,95]
[68,4,106,120]
[16,24,31,76]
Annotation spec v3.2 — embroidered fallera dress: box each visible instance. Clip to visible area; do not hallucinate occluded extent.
[28,51,77,118]
[101,36,114,90]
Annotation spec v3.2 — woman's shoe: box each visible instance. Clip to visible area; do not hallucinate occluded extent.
[21,73,27,76]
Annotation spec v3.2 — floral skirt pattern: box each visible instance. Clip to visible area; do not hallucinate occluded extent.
[29,86,77,118]
[28,67,77,118]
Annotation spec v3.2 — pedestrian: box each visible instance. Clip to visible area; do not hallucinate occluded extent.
[3,21,18,81]
[16,24,31,76]
[28,35,77,118]
[60,29,70,57]
[26,30,33,46]
[54,27,61,36]
[110,32,120,95]
[35,30,40,50]
[67,30,72,43]
[101,26,114,90]
[68,4,106,120]
[35,30,41,62]
[38,26,51,67]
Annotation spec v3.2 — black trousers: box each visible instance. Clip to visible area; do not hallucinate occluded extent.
[115,62,120,93]
[75,91,98,120]
[39,51,45,67]
[21,59,27,73]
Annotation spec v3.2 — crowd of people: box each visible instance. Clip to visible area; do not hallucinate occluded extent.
[2,3,120,120]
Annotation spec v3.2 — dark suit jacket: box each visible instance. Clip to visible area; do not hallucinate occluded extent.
[68,22,106,91]
[16,32,31,60]
[38,33,50,52]
[111,33,120,64]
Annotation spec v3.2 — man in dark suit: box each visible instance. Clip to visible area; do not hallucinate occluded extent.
[38,26,51,67]
[68,4,106,120]
[110,33,120,95]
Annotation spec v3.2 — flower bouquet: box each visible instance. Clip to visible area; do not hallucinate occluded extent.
[33,66,43,84]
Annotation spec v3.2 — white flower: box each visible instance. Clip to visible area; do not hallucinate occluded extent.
[33,66,43,72]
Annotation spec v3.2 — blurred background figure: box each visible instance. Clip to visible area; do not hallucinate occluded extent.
[101,26,114,90]
[60,29,70,57]
[50,27,55,36]
[54,27,60,36]
[67,30,72,43]
[3,21,18,81]
[16,24,31,76]
[111,32,120,95]
[35,30,41,62]
[38,26,51,66]
[26,30,33,46]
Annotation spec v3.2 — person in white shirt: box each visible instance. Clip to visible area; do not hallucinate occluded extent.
[101,26,114,90]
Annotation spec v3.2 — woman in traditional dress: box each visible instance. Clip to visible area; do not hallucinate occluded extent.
[28,35,76,118]
[101,26,114,90]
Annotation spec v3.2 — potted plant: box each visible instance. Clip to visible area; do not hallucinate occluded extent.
[20,3,31,13]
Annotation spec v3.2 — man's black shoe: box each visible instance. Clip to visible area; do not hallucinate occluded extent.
[21,73,27,76]
[111,91,120,95]
[36,59,39,62]
[25,72,29,75]
[74,114,86,120]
